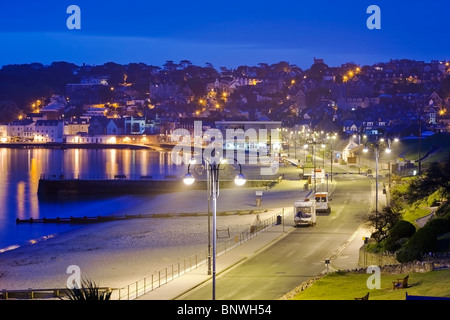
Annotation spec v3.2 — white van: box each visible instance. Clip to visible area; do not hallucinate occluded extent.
[294,199,317,227]
[314,192,331,213]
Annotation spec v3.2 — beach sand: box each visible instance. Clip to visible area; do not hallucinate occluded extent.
[0,180,302,292]
[0,213,277,291]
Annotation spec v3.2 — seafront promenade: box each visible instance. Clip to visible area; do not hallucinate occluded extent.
[0,157,374,300]
[136,169,373,300]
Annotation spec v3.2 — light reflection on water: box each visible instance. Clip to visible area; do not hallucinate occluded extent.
[0,147,188,252]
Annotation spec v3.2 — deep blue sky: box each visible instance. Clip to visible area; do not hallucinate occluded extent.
[0,0,448,69]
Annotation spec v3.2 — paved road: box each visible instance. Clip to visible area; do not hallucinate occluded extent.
[177,174,372,300]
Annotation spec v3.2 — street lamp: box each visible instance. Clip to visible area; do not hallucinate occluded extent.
[363,137,396,230]
[183,157,246,300]
[418,107,423,175]
[353,134,367,174]
[305,136,324,193]
[328,134,337,182]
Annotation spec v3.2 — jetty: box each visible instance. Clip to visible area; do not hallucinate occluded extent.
[37,173,277,197]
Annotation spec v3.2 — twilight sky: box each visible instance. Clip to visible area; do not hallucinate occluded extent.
[0,0,448,69]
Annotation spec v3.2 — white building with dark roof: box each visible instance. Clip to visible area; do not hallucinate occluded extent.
[33,120,64,142]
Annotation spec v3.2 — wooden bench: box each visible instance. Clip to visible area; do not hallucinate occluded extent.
[354,292,369,300]
[393,275,409,290]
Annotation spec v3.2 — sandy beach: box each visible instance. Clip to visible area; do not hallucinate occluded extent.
[0,180,304,292]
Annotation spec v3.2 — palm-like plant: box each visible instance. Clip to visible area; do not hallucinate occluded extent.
[64,278,112,300]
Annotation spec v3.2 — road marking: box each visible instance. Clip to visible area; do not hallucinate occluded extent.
[328,223,365,261]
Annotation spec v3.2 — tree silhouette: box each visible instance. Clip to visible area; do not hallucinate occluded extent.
[364,206,401,243]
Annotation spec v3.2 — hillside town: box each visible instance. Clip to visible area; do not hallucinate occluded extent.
[0,58,449,148]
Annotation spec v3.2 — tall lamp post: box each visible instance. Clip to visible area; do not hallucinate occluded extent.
[363,137,396,230]
[183,157,246,300]
[418,107,422,175]
[328,134,337,182]
[353,134,367,175]
[306,136,325,193]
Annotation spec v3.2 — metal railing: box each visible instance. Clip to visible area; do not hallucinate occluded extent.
[111,212,284,300]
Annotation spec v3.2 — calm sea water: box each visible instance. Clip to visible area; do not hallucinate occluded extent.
[0,147,188,252]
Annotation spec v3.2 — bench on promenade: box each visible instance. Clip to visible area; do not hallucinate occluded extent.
[393,275,409,290]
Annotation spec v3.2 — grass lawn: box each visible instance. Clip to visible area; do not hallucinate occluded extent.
[290,269,450,300]
[402,206,432,226]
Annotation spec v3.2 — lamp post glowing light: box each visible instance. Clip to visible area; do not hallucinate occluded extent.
[363,137,397,231]
[306,136,324,193]
[183,157,246,300]
[182,172,195,185]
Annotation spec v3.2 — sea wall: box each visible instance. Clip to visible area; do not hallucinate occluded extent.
[358,245,450,273]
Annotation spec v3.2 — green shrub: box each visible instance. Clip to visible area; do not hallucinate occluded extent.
[366,240,384,253]
[384,220,416,252]
[396,218,450,262]
[396,247,422,263]
[64,278,112,300]
[425,217,450,234]
[436,201,450,218]
[407,226,438,254]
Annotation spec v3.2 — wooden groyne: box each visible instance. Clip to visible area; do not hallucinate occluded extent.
[15,209,271,224]
[16,213,154,224]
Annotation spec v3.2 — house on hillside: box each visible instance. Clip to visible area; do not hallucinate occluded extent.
[342,120,363,134]
[287,87,307,111]
[40,95,66,120]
